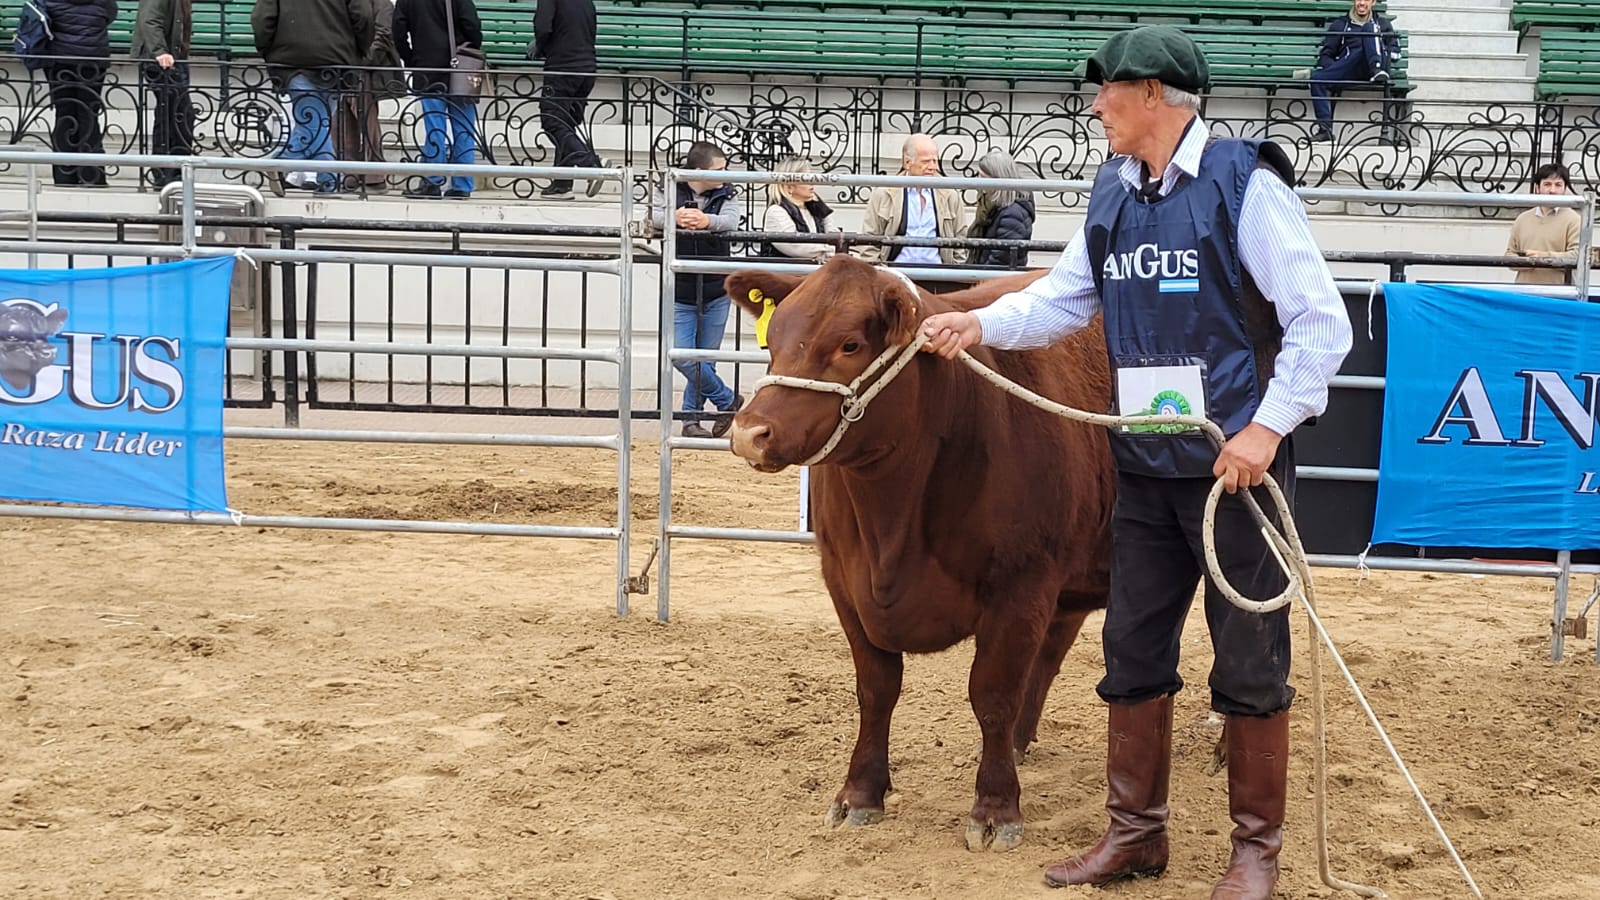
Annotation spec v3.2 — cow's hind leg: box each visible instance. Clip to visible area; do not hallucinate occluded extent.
[1012,602,1092,762]
[826,600,904,830]
[965,603,1048,852]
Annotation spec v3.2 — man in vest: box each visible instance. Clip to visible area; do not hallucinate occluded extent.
[856,134,966,288]
[920,26,1352,900]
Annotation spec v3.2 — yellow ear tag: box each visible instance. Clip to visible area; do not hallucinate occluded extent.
[752,289,777,349]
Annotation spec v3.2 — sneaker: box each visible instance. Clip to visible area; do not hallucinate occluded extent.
[1309,125,1334,143]
[1370,69,1391,83]
[404,181,443,199]
[710,395,745,438]
[444,189,471,199]
[541,182,575,200]
[681,422,714,439]
[585,158,612,198]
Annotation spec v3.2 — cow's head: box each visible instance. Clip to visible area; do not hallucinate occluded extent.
[0,299,67,391]
[725,256,922,472]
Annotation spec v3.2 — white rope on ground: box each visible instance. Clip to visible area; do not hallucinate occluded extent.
[752,321,1484,899]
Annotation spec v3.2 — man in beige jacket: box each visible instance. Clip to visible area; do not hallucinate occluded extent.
[1506,163,1582,286]
[856,133,967,269]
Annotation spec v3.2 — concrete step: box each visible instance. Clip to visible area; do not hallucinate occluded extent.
[1404,30,1522,56]
[1386,4,1511,31]
[1406,74,1536,103]
[1408,51,1528,80]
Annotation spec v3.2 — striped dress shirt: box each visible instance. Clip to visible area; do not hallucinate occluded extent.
[971,118,1353,438]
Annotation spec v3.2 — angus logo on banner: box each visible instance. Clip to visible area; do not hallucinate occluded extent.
[0,258,235,512]
[1374,283,1600,551]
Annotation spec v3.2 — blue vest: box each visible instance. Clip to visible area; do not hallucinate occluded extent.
[1084,138,1292,478]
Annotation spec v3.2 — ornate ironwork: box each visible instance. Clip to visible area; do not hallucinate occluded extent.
[0,56,1592,215]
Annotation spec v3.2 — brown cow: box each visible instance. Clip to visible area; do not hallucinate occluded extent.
[724,255,1115,851]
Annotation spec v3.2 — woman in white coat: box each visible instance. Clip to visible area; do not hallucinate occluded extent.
[761,157,840,262]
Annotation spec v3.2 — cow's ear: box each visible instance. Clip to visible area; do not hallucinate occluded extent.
[725,269,803,320]
[878,274,922,347]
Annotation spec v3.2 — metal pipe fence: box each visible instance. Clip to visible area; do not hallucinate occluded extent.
[657,167,1600,667]
[0,152,645,615]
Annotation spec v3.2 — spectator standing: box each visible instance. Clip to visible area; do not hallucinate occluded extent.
[1506,163,1582,286]
[761,157,838,263]
[530,0,605,199]
[1308,0,1401,142]
[650,141,743,439]
[965,149,1035,268]
[252,0,374,194]
[393,0,482,199]
[133,0,195,190]
[44,0,118,187]
[334,0,403,192]
[856,133,966,289]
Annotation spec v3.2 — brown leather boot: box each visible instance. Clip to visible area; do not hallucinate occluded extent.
[1044,695,1172,887]
[1212,710,1290,900]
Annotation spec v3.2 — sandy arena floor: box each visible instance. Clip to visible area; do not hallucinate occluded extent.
[3,438,1598,899]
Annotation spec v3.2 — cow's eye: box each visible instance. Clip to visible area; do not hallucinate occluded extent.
[841,341,860,354]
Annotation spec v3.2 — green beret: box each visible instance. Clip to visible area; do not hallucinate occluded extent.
[1084,25,1211,93]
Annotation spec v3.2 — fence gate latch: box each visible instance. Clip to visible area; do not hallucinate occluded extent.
[627,538,660,595]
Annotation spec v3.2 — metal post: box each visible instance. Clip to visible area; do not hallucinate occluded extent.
[616,166,634,617]
[658,170,678,622]
[1552,550,1572,662]
[279,228,302,428]
[180,162,197,256]
[25,152,38,270]
[1577,192,1595,301]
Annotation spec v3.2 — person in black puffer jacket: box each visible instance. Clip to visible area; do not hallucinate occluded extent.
[966,150,1036,268]
[44,0,118,186]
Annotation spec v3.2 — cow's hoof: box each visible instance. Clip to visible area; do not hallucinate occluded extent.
[826,800,883,829]
[964,818,1023,852]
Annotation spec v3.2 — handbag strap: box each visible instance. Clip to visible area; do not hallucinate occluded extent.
[444,0,458,65]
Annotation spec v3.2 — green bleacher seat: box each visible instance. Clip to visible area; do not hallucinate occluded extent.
[1536,32,1600,99]
[1512,1,1600,37]
[595,0,1379,28]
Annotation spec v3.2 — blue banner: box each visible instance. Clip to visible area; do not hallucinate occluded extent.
[1375,283,1600,550]
[0,258,234,512]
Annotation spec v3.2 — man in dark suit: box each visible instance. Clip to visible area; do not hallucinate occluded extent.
[1308,0,1402,142]
[530,0,605,199]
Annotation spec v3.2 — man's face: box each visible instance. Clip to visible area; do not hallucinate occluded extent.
[903,141,939,176]
[1352,0,1373,17]
[1090,80,1152,157]
[1537,174,1569,196]
[688,156,728,194]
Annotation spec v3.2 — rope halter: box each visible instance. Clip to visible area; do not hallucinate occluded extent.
[747,267,926,467]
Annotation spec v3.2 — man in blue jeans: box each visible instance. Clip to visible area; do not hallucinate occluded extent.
[252,0,373,194]
[651,141,743,438]
[394,0,483,198]
[1308,0,1401,143]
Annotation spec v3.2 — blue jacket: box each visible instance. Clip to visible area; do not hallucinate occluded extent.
[1083,139,1292,477]
[1317,14,1401,69]
[44,0,118,60]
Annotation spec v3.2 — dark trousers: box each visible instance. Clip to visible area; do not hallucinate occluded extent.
[540,73,599,188]
[46,61,109,185]
[334,77,387,189]
[1310,45,1397,130]
[1097,442,1297,717]
[144,62,195,188]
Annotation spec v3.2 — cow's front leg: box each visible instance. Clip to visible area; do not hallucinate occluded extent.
[966,607,1046,852]
[826,600,903,829]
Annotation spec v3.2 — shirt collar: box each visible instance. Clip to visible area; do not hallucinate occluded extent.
[1115,116,1208,197]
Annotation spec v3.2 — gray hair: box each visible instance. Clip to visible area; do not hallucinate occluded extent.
[1161,84,1201,111]
[976,150,1027,210]
[768,157,814,204]
[902,133,936,166]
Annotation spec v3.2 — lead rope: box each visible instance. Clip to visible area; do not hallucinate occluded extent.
[754,323,1481,899]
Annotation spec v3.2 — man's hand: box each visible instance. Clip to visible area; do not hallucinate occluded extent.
[156,53,175,69]
[919,311,982,360]
[1213,422,1283,493]
[675,207,709,230]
